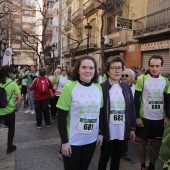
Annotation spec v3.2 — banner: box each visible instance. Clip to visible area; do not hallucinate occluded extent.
[2,47,14,66]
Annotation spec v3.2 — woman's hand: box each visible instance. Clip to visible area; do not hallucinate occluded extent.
[96,135,103,148]
[61,143,72,157]
[130,131,135,142]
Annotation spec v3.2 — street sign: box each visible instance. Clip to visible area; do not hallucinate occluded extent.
[115,16,133,30]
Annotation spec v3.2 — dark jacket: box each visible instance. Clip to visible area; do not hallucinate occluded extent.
[100,79,136,141]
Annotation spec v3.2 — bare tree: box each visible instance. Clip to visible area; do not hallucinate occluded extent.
[61,19,84,59]
[95,0,126,71]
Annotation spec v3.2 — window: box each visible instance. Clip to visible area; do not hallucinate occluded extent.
[24,0,36,7]
[22,16,36,23]
[48,18,53,25]
[48,1,53,8]
[12,1,21,6]
[107,12,122,34]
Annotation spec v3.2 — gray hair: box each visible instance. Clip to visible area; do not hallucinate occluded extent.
[123,68,136,82]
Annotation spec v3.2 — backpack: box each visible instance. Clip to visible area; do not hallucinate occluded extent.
[35,78,49,94]
[0,81,13,108]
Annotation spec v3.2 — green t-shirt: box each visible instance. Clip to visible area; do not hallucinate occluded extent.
[0,78,20,115]
[26,72,37,88]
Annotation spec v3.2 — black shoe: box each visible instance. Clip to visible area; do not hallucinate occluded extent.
[122,153,131,161]
[6,145,17,154]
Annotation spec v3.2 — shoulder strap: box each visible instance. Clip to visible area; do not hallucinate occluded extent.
[4,81,13,88]
[5,81,14,104]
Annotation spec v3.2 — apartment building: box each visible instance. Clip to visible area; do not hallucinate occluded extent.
[60,0,103,67]
[43,0,54,66]
[8,0,41,66]
[51,0,170,72]
[130,0,170,73]
[52,0,62,68]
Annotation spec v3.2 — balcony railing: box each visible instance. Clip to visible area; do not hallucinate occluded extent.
[83,0,104,16]
[64,21,71,31]
[66,0,72,6]
[69,37,97,53]
[72,9,83,23]
[133,7,170,38]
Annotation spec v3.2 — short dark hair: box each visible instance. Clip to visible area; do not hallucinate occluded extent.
[72,56,98,83]
[0,65,14,84]
[104,55,125,78]
[148,55,164,67]
[39,68,46,76]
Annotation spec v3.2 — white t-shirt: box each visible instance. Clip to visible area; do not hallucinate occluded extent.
[55,75,67,96]
[109,84,125,140]
[57,81,103,146]
[135,74,169,120]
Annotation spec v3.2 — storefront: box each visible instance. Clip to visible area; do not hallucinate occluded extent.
[141,40,170,73]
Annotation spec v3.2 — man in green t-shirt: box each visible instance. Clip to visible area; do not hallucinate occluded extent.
[25,65,38,115]
[0,65,22,154]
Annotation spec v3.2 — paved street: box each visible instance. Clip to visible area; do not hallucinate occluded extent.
[0,105,163,170]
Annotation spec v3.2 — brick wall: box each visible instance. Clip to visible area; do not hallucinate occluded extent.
[125,43,142,69]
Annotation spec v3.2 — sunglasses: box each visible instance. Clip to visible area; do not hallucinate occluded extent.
[62,69,67,71]
[122,74,129,78]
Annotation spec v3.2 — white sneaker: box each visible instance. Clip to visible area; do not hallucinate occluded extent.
[31,110,35,115]
[25,110,32,114]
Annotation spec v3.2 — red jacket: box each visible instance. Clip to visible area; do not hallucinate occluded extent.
[29,76,53,100]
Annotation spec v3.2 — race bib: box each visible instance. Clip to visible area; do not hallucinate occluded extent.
[77,118,97,134]
[148,99,163,111]
[110,110,125,124]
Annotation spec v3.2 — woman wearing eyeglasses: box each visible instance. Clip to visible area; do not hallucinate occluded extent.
[98,56,136,170]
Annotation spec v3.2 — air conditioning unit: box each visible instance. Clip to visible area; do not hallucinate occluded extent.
[104,35,113,45]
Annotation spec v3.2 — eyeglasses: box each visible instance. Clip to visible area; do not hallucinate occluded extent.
[122,74,129,78]
[110,66,122,71]
[62,69,67,71]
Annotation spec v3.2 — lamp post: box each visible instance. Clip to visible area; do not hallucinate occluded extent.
[85,23,92,55]
[52,43,55,72]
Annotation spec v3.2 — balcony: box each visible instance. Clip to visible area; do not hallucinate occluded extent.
[69,37,97,53]
[133,7,170,39]
[72,9,83,24]
[62,46,69,54]
[83,0,103,16]
[66,0,72,6]
[64,21,71,31]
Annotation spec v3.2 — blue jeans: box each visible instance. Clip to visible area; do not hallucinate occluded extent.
[27,88,34,110]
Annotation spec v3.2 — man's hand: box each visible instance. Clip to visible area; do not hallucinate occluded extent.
[61,143,72,157]
[136,118,144,127]
[96,135,103,148]
[164,117,169,127]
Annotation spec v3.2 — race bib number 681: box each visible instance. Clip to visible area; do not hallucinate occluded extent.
[78,118,97,134]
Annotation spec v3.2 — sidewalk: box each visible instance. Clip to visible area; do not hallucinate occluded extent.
[0,105,163,170]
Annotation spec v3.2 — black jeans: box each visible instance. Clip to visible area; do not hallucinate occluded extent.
[1,111,15,149]
[35,99,51,126]
[51,96,59,117]
[63,141,96,170]
[98,139,126,170]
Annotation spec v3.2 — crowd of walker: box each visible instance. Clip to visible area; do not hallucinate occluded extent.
[0,55,170,170]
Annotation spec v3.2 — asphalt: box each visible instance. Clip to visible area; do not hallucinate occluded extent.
[0,105,164,170]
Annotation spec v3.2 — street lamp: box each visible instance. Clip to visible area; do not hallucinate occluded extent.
[52,43,55,72]
[85,23,92,55]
